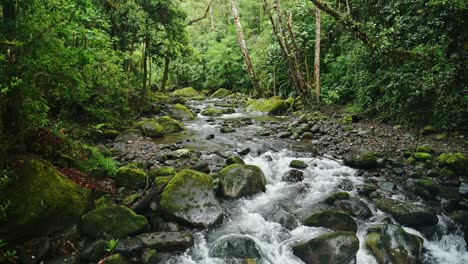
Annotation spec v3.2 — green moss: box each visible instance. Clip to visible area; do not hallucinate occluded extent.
[154,176,172,187]
[373,198,438,228]
[345,151,379,169]
[149,166,176,179]
[201,106,223,116]
[342,115,353,125]
[420,125,436,135]
[290,160,308,169]
[172,87,200,98]
[81,206,148,239]
[210,88,232,98]
[171,104,194,121]
[323,192,350,205]
[304,210,357,232]
[226,156,245,165]
[135,120,164,138]
[0,159,90,241]
[217,164,267,198]
[115,166,148,190]
[141,249,158,264]
[284,97,295,108]
[157,116,185,134]
[435,133,447,140]
[122,193,141,206]
[437,152,467,172]
[416,145,433,154]
[413,152,432,161]
[246,98,289,115]
[414,179,439,200]
[95,195,115,209]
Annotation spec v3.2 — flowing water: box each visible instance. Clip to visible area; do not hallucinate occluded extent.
[163,99,468,264]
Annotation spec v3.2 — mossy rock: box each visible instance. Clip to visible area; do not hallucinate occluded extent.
[201,106,223,116]
[414,179,439,200]
[81,206,148,239]
[141,249,158,264]
[365,224,423,264]
[437,152,468,173]
[416,145,433,154]
[154,176,172,187]
[171,104,194,121]
[420,125,436,135]
[304,210,357,232]
[209,235,262,260]
[374,198,438,231]
[344,151,379,169]
[246,98,289,115]
[323,192,350,205]
[290,160,308,169]
[99,254,128,264]
[210,88,232,98]
[135,120,164,138]
[413,152,432,161]
[95,195,115,209]
[226,155,245,165]
[439,167,456,178]
[220,127,236,133]
[0,159,90,241]
[160,169,223,228]
[149,167,176,179]
[115,166,148,190]
[157,116,184,134]
[342,115,353,125]
[217,164,267,198]
[172,87,200,98]
[292,231,359,264]
[284,97,295,108]
[122,193,142,206]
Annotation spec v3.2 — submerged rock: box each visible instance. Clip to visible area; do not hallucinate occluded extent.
[304,210,357,232]
[81,206,148,239]
[292,231,359,264]
[282,169,304,183]
[217,164,267,198]
[209,235,262,260]
[159,169,223,228]
[0,159,90,241]
[137,231,193,251]
[365,224,423,264]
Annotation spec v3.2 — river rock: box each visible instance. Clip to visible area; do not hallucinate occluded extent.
[209,235,262,260]
[344,151,379,169]
[217,164,267,198]
[202,106,223,116]
[437,152,467,174]
[246,97,289,115]
[115,129,142,142]
[159,169,223,228]
[226,155,245,165]
[158,116,184,134]
[220,127,236,133]
[211,88,232,98]
[135,120,164,138]
[264,208,299,230]
[290,160,308,169]
[171,104,194,121]
[0,159,90,240]
[80,239,107,262]
[141,249,158,264]
[114,237,144,257]
[81,206,148,239]
[282,169,304,183]
[172,87,200,98]
[374,198,438,232]
[365,224,423,264]
[304,210,357,232]
[323,192,350,205]
[335,198,372,219]
[137,232,194,251]
[115,166,148,190]
[148,166,176,179]
[414,179,439,200]
[292,231,359,264]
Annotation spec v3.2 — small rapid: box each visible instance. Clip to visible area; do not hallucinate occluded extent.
[165,100,468,264]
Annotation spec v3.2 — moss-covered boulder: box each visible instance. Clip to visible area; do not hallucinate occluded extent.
[285,97,294,108]
[437,152,468,173]
[292,231,359,264]
[135,120,164,138]
[210,88,232,98]
[323,192,350,205]
[172,87,200,98]
[448,211,468,245]
[374,198,438,231]
[154,176,172,187]
[290,160,308,169]
[148,167,176,179]
[414,179,439,200]
[217,164,267,198]
[157,116,184,134]
[115,166,148,190]
[141,249,158,264]
[137,231,194,251]
[365,224,423,264]
[344,151,379,169]
[420,125,436,135]
[416,145,433,154]
[0,159,90,241]
[226,155,245,165]
[209,235,262,260]
[246,98,289,115]
[413,152,432,161]
[81,206,148,239]
[335,197,373,219]
[304,210,357,232]
[201,106,223,116]
[95,195,115,209]
[160,169,223,228]
[171,104,194,121]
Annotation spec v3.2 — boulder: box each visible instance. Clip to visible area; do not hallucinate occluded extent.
[209,235,262,260]
[304,210,357,232]
[0,160,90,241]
[141,249,158,264]
[135,120,164,138]
[226,155,245,165]
[365,224,423,264]
[202,106,223,116]
[115,166,148,190]
[172,87,200,98]
[159,170,223,228]
[148,166,176,179]
[80,239,107,262]
[217,164,267,198]
[344,151,379,169]
[81,206,148,239]
[282,169,304,183]
[335,198,372,219]
[290,160,308,169]
[292,231,359,264]
[374,198,438,231]
[263,208,299,230]
[323,192,350,205]
[246,98,289,115]
[420,125,436,135]
[414,179,439,200]
[171,104,194,121]
[115,129,142,142]
[114,237,144,257]
[157,116,184,134]
[437,152,467,173]
[211,88,232,98]
[154,176,172,187]
[413,152,432,161]
[220,127,236,133]
[137,232,193,251]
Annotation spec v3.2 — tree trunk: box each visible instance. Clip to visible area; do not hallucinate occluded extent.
[142,36,148,100]
[314,8,321,101]
[229,0,263,97]
[161,56,171,93]
[210,4,215,30]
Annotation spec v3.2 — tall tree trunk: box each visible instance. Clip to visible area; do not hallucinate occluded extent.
[142,36,149,100]
[314,8,321,101]
[210,4,215,30]
[229,0,263,97]
[149,56,152,89]
[161,56,171,93]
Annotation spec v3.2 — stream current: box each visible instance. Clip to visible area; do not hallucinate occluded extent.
[161,99,468,264]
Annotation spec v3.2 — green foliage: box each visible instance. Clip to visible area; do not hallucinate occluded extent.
[105,238,119,253]
[87,147,119,177]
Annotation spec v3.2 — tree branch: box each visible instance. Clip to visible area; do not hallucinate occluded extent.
[187,0,215,25]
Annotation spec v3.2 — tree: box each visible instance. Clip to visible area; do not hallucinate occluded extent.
[314,8,321,101]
